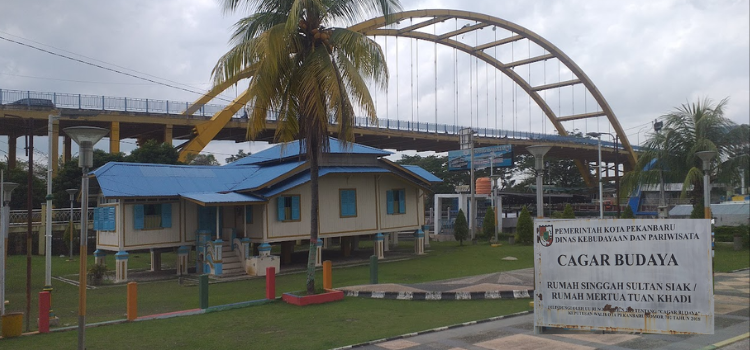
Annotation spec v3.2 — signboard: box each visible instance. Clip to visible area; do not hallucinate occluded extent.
[534,218,713,335]
[448,145,513,171]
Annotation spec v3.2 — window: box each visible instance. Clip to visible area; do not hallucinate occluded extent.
[133,203,172,230]
[93,207,116,231]
[339,189,357,217]
[276,195,300,221]
[386,189,406,215]
[245,205,253,224]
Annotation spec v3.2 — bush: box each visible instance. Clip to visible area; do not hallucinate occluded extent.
[454,209,469,245]
[562,204,575,219]
[621,205,635,219]
[715,225,750,248]
[482,207,496,240]
[88,263,110,286]
[516,206,534,244]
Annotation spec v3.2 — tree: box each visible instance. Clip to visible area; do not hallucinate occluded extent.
[52,150,126,208]
[213,0,401,294]
[125,140,180,165]
[621,98,747,205]
[225,149,250,164]
[516,206,534,244]
[0,160,45,210]
[482,207,495,240]
[454,209,468,245]
[562,204,575,218]
[187,154,220,165]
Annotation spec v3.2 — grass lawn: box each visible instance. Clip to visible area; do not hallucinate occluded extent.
[1,239,747,349]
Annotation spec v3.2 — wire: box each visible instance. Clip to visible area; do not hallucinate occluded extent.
[0,34,235,104]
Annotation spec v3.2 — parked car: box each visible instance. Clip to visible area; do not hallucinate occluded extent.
[7,98,55,108]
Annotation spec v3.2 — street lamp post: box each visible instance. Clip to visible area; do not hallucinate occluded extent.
[64,126,108,350]
[586,133,604,219]
[587,132,620,218]
[66,189,79,260]
[1,181,19,316]
[527,145,552,219]
[696,151,717,220]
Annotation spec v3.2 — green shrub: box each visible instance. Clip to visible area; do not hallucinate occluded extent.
[715,225,750,248]
[562,204,575,219]
[454,209,469,245]
[482,207,496,240]
[516,206,534,244]
[621,205,635,219]
[88,263,110,286]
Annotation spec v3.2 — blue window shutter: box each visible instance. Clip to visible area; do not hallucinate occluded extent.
[340,190,346,216]
[245,206,253,224]
[399,189,406,214]
[277,197,286,221]
[107,207,116,231]
[386,190,394,214]
[349,191,357,215]
[133,204,145,230]
[342,190,356,216]
[161,203,172,228]
[291,196,300,220]
[93,208,100,230]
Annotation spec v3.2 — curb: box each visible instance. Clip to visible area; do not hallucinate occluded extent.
[696,332,749,350]
[330,310,532,350]
[342,289,533,300]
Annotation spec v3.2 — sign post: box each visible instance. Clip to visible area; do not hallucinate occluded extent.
[534,218,714,334]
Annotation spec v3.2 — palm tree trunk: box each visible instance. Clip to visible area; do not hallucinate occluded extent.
[306,141,320,295]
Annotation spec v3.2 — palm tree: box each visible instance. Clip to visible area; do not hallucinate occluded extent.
[622,97,747,209]
[213,0,401,294]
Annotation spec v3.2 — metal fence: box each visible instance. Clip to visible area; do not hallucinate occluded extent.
[5,208,92,227]
[0,88,625,149]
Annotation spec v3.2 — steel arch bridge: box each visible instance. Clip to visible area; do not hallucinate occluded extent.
[177,9,636,182]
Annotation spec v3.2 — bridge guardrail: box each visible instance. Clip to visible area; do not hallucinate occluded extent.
[1,88,627,150]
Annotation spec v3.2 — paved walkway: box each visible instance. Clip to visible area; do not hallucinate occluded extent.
[337,269,750,350]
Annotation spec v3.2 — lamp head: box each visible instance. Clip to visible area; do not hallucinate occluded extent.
[696,150,718,170]
[526,145,552,170]
[1,182,19,204]
[63,126,109,169]
[586,132,602,138]
[66,188,79,200]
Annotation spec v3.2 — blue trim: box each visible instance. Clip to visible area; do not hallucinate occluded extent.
[258,243,272,252]
[316,239,323,247]
[115,251,129,260]
[161,203,172,228]
[415,229,425,238]
[178,246,190,255]
[94,249,105,258]
[133,204,144,230]
[376,233,384,241]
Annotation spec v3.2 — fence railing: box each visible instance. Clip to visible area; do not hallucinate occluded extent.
[0,88,624,149]
[5,208,92,227]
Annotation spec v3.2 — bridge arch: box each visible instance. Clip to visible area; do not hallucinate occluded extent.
[179,9,636,178]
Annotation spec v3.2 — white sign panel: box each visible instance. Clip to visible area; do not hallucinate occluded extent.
[534,218,713,334]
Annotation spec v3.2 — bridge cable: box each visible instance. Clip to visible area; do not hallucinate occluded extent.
[410,18,414,127]
[512,37,516,137]
[493,26,498,132]
[396,34,400,125]
[543,50,547,135]
[434,20,438,134]
[528,39,532,135]
[385,34,389,120]
[415,19,420,127]
[454,18,458,128]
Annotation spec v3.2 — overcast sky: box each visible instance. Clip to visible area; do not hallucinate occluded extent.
[1,0,748,164]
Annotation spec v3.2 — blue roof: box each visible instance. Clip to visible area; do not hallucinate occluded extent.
[227,138,392,166]
[93,163,252,197]
[260,167,389,197]
[229,161,306,191]
[182,192,264,205]
[402,165,443,183]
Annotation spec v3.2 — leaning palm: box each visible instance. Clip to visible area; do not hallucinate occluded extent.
[213,0,401,294]
[621,97,743,210]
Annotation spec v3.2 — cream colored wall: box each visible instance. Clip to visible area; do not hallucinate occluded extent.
[245,204,265,240]
[378,174,421,231]
[319,174,378,236]
[184,201,198,243]
[267,184,311,240]
[122,202,182,249]
[96,203,120,250]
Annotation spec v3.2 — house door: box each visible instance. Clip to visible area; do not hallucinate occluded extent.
[197,206,221,238]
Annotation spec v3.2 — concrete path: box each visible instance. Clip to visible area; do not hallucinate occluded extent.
[337,269,749,350]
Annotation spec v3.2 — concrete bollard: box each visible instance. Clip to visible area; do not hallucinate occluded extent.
[369,255,378,284]
[127,282,137,321]
[38,291,50,333]
[323,260,332,290]
[199,274,209,309]
[266,267,276,300]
